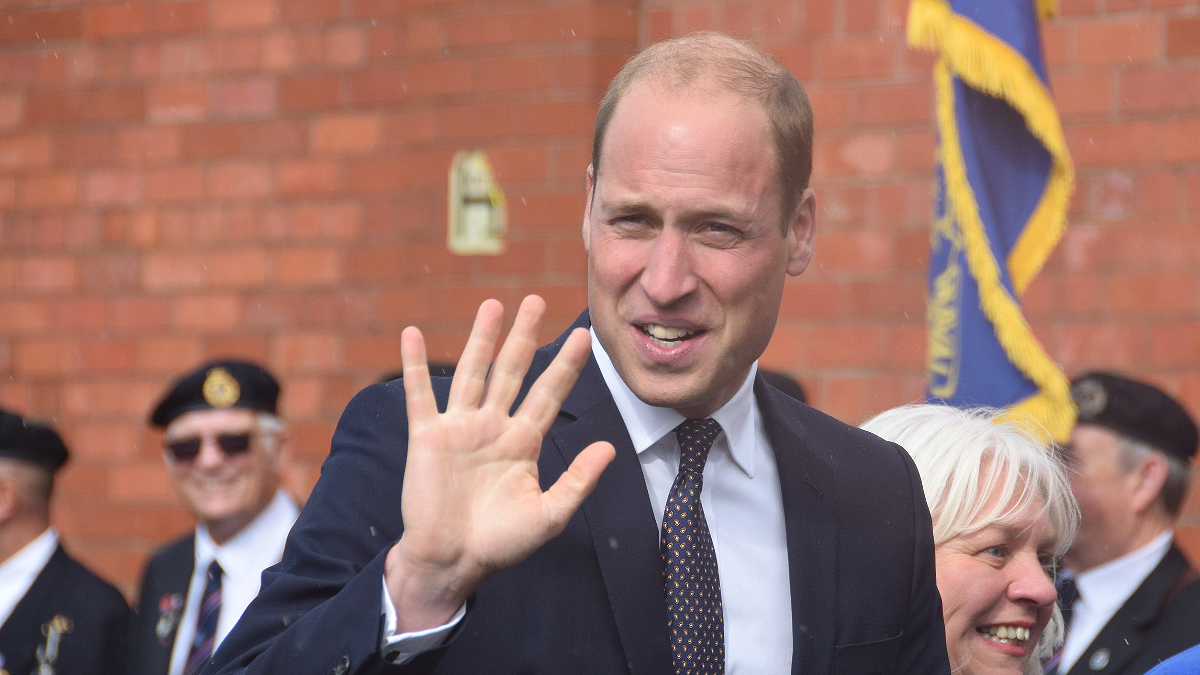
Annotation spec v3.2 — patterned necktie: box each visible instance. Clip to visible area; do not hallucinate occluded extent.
[662,418,725,675]
[183,560,223,675]
[1044,575,1079,675]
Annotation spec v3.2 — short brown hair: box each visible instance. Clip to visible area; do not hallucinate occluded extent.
[591,32,814,228]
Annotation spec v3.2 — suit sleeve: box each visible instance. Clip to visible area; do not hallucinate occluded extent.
[204,381,448,675]
[893,441,951,675]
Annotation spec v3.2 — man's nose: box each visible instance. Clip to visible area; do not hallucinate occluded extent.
[193,436,228,466]
[639,228,698,306]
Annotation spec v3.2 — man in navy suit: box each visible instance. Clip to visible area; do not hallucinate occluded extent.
[206,32,949,675]
[0,410,131,674]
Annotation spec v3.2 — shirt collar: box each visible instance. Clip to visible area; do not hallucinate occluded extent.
[195,490,299,573]
[0,527,58,580]
[589,329,760,477]
[1075,529,1174,614]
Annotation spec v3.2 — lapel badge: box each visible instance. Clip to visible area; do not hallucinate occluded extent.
[156,593,184,646]
[1089,647,1111,671]
[202,367,240,408]
[36,615,73,674]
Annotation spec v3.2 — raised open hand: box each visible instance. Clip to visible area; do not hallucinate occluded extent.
[384,295,616,632]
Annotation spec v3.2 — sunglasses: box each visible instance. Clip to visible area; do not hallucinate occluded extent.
[165,433,253,462]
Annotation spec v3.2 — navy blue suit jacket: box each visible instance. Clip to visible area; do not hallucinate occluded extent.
[205,312,949,675]
[0,545,130,675]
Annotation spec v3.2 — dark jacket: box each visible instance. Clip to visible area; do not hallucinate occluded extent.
[129,535,194,675]
[1065,546,1200,675]
[0,545,131,675]
[204,312,950,675]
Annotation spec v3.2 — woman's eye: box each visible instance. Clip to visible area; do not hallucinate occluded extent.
[982,545,1007,559]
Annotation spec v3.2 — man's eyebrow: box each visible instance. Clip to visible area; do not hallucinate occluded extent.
[599,197,750,224]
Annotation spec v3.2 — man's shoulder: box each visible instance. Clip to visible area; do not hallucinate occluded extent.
[142,532,195,578]
[47,547,130,615]
[757,380,905,459]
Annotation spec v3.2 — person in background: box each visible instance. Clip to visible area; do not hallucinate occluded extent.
[1053,372,1200,675]
[0,408,131,674]
[130,361,298,675]
[861,404,1078,675]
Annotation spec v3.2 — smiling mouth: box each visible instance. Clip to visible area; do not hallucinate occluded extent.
[641,323,700,348]
[978,625,1031,644]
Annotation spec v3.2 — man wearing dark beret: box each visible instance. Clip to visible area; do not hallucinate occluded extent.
[129,361,298,675]
[1054,372,1200,675]
[0,409,131,674]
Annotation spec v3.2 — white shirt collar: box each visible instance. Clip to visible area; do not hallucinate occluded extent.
[589,328,760,477]
[195,490,299,573]
[0,527,59,628]
[1075,528,1174,616]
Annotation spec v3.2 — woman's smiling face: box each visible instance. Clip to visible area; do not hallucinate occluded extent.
[935,493,1059,675]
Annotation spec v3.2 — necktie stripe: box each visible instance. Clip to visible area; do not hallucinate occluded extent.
[184,560,223,675]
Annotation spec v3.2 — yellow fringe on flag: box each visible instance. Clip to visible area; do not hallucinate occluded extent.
[908,0,1073,295]
[911,0,1075,442]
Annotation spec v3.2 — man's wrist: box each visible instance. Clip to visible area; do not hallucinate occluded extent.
[384,540,473,633]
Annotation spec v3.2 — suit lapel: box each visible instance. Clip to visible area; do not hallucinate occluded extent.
[144,535,195,675]
[0,546,69,669]
[757,380,838,675]
[1065,546,1189,675]
[549,358,673,675]
[539,312,673,675]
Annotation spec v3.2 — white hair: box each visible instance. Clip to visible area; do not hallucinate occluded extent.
[861,404,1078,675]
[256,412,283,455]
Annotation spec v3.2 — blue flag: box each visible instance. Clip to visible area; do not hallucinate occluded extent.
[909,0,1075,441]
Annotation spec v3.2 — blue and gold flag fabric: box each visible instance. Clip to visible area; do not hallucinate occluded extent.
[909,0,1075,441]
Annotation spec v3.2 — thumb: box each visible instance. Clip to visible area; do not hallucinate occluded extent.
[541,441,617,534]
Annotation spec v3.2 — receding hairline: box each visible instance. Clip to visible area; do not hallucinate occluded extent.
[591,32,814,227]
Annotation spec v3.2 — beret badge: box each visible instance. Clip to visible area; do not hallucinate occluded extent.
[1072,378,1108,418]
[202,367,241,409]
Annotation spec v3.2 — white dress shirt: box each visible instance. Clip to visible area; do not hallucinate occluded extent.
[0,527,58,628]
[1060,529,1174,673]
[168,490,299,675]
[382,331,793,673]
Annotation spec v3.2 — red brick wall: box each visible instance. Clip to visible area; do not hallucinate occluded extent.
[1,0,1198,593]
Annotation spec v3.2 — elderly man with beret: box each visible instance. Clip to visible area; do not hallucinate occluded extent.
[129,361,298,675]
[1054,372,1200,675]
[0,408,131,674]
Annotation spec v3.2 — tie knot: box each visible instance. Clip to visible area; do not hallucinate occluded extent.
[674,418,721,474]
[207,560,223,583]
[1057,575,1078,607]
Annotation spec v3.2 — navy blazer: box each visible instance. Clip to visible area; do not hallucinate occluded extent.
[0,545,130,675]
[129,534,195,675]
[1062,546,1200,675]
[205,312,949,675]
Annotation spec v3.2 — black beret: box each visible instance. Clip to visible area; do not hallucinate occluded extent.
[0,409,69,471]
[150,360,280,428]
[1071,371,1199,462]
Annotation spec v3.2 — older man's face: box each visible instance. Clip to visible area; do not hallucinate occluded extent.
[1063,424,1140,571]
[163,407,281,542]
[584,82,815,418]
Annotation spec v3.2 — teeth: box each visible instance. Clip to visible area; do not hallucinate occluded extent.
[979,625,1030,642]
[643,324,697,343]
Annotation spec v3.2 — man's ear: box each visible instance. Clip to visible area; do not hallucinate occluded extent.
[582,164,596,251]
[1129,453,1169,514]
[785,187,817,277]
